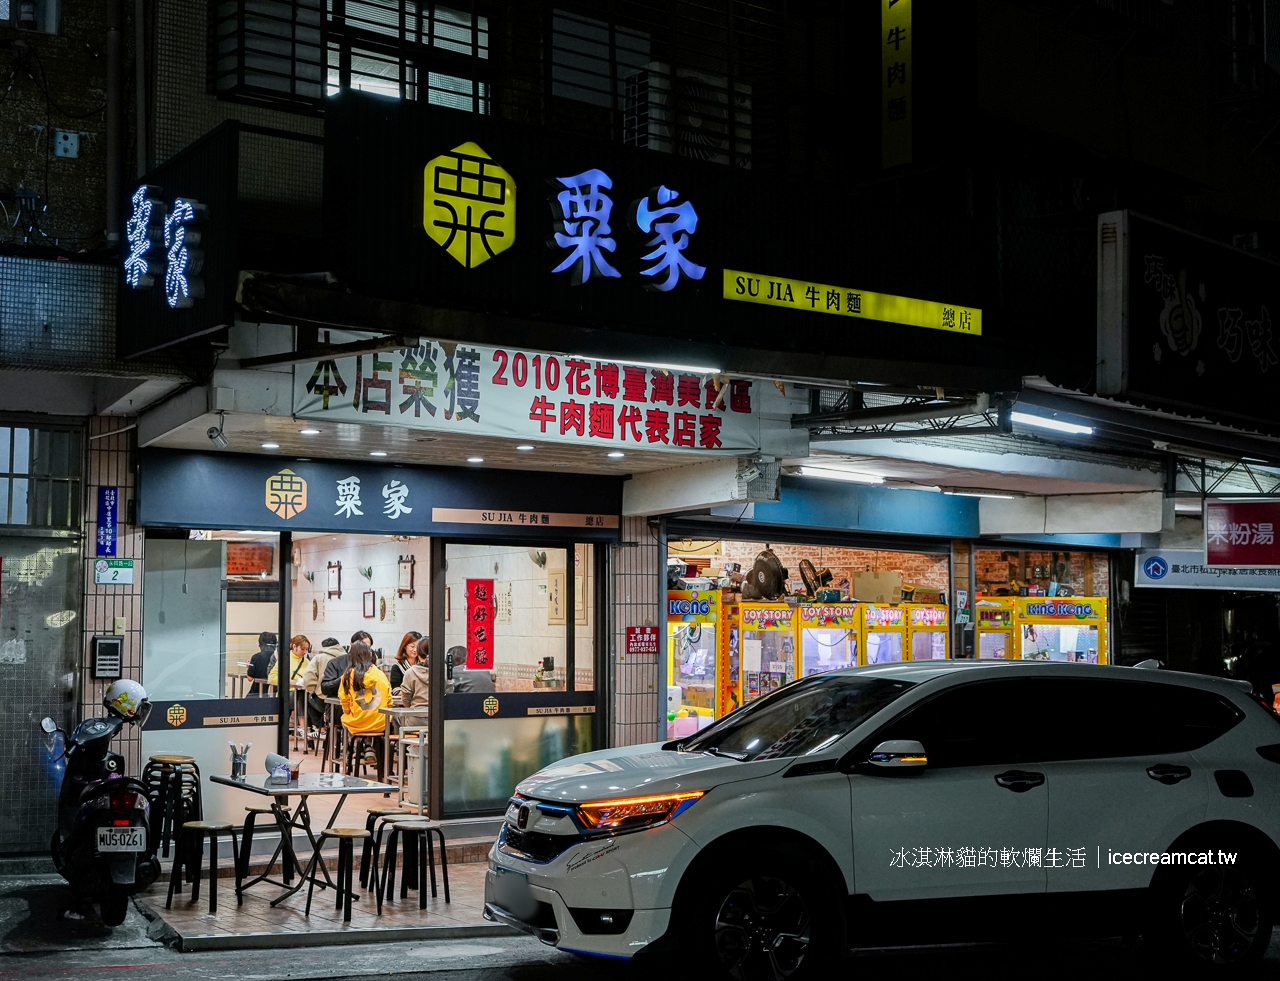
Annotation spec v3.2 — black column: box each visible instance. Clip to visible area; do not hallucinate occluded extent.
[428,537,447,819]
[278,530,292,756]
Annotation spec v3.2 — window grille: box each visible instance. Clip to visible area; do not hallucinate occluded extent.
[0,424,83,531]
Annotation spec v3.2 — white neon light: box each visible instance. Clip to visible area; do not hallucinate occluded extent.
[795,466,884,484]
[1010,411,1093,436]
[124,185,161,289]
[164,198,201,309]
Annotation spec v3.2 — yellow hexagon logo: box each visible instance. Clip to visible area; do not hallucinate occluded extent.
[265,468,307,520]
[482,695,500,717]
[424,142,515,269]
[166,704,187,727]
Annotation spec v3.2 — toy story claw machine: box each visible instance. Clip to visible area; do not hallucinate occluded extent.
[740,603,796,703]
[862,605,906,663]
[907,604,950,660]
[797,604,860,677]
[975,598,1017,659]
[1016,598,1108,663]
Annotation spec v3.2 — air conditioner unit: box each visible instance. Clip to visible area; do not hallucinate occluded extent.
[623,61,751,169]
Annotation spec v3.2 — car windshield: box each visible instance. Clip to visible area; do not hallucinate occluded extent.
[680,674,916,762]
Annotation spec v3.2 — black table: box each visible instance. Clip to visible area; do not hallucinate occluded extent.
[211,772,397,906]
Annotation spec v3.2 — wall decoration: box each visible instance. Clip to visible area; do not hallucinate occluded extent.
[398,554,416,597]
[226,543,274,577]
[494,581,512,625]
[465,578,495,670]
[359,565,373,580]
[547,571,566,625]
[312,597,324,623]
[379,589,396,623]
[574,544,588,625]
[362,590,376,618]
[327,560,342,598]
[444,586,451,621]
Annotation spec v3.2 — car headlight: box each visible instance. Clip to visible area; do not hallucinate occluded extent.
[576,791,704,833]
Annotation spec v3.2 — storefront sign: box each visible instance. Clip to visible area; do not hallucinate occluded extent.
[96,486,118,557]
[625,626,660,656]
[1136,548,1280,591]
[528,705,596,716]
[295,338,763,454]
[140,698,279,730]
[465,579,495,671]
[226,543,274,576]
[741,605,794,629]
[94,558,134,585]
[798,604,859,624]
[1019,600,1102,620]
[865,605,905,627]
[138,450,623,542]
[723,270,980,336]
[882,0,912,169]
[431,508,618,529]
[909,606,947,626]
[1204,498,1280,567]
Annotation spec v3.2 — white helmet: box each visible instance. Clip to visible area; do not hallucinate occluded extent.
[103,679,151,724]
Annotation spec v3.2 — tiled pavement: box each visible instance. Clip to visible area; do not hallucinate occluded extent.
[139,860,512,951]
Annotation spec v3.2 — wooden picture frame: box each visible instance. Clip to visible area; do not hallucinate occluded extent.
[398,554,416,598]
[327,560,342,598]
[362,590,376,618]
[444,586,451,621]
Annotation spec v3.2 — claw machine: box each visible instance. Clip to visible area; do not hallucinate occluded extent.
[740,603,797,703]
[907,603,950,660]
[1016,598,1108,663]
[976,598,1018,659]
[667,590,721,734]
[797,603,860,677]
[862,605,906,664]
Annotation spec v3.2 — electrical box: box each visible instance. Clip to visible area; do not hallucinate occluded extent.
[92,635,123,680]
[53,131,79,158]
[10,0,61,35]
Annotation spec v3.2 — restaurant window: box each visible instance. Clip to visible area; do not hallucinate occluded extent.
[0,425,82,530]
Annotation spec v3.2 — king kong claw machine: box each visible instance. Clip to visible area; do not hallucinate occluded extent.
[667,590,741,737]
[1016,598,1109,663]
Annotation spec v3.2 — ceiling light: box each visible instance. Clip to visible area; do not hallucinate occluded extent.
[608,451,626,459]
[944,490,1015,500]
[370,450,388,457]
[585,356,721,375]
[795,466,884,484]
[1010,411,1093,436]
[299,428,320,436]
[516,444,535,451]
[467,456,484,463]
[260,442,280,449]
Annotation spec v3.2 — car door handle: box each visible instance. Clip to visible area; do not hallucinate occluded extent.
[1147,764,1192,785]
[994,770,1045,793]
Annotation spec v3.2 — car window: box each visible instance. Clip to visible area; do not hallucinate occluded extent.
[682,675,915,762]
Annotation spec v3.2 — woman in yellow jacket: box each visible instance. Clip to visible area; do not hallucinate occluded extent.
[338,641,392,776]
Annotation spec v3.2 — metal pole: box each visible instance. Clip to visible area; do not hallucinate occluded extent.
[278,531,292,756]
[428,537,447,819]
[106,0,124,249]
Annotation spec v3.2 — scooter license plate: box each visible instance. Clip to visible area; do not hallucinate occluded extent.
[97,827,146,853]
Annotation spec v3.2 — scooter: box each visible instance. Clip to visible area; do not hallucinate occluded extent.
[41,680,160,926]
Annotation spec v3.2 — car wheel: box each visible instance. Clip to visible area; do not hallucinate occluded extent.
[1155,861,1273,971]
[695,853,838,981]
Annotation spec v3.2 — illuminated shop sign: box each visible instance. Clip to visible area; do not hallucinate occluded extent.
[1024,602,1096,619]
[865,606,905,627]
[909,606,947,626]
[123,184,207,309]
[669,597,712,617]
[799,605,859,623]
[741,606,795,628]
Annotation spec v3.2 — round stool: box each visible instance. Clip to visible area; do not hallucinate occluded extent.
[377,819,449,913]
[304,827,369,923]
[360,805,411,888]
[238,805,280,884]
[143,757,202,861]
[167,821,240,914]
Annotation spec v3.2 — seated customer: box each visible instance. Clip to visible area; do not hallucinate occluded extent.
[398,636,431,709]
[246,631,277,696]
[338,641,392,773]
[302,637,344,733]
[388,630,422,691]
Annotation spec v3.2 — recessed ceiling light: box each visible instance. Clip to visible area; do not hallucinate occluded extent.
[299,428,320,435]
[261,442,280,449]
[467,456,484,463]
[607,451,626,459]
[516,444,535,451]
[370,450,388,457]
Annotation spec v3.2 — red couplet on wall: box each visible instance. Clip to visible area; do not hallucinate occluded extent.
[466,578,495,670]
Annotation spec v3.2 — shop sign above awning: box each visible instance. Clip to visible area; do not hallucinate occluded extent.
[294,338,766,455]
[1204,498,1280,567]
[1136,548,1280,591]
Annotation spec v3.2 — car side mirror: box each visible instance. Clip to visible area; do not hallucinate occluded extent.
[868,739,928,770]
[40,717,58,734]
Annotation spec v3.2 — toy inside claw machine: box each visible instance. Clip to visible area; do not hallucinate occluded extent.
[740,603,796,703]
[797,603,860,676]
[667,590,721,735]
[975,598,1017,659]
[1016,598,1108,663]
[862,605,906,663]
[907,604,950,660]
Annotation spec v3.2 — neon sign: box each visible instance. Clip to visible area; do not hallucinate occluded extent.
[123,184,208,310]
[123,185,164,289]
[163,198,206,309]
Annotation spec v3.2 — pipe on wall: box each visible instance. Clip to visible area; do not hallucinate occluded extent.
[105,0,123,249]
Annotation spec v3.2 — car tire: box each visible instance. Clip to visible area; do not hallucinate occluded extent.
[1150,858,1273,972]
[100,886,129,927]
[690,850,840,981]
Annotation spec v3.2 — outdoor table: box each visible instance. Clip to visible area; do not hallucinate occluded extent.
[210,771,397,907]
[379,707,430,815]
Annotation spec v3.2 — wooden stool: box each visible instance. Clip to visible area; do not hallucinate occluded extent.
[303,827,369,923]
[167,821,239,914]
[360,805,411,888]
[377,819,449,913]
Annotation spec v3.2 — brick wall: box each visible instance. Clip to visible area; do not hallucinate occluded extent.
[709,540,951,594]
[975,548,1110,597]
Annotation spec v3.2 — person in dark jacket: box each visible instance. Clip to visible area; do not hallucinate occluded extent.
[321,630,373,698]
[247,631,278,696]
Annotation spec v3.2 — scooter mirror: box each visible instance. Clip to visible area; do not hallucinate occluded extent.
[40,717,58,734]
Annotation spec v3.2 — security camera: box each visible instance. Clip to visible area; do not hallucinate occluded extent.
[207,426,229,449]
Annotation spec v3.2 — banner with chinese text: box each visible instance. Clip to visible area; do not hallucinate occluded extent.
[466,579,495,671]
[294,338,763,454]
[1205,499,1280,567]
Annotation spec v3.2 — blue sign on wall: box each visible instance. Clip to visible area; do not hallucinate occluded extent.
[96,486,118,557]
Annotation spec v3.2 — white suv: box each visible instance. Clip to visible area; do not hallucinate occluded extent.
[484,661,1280,978]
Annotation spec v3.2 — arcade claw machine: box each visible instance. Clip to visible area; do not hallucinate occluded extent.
[1016,598,1108,663]
[797,603,860,677]
[740,603,796,703]
[907,603,950,660]
[667,590,722,733]
[975,598,1017,659]
[862,605,906,664]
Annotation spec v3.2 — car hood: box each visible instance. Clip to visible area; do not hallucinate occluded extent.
[515,741,787,803]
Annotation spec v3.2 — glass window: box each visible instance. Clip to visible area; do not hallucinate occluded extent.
[551,9,650,108]
[685,675,916,762]
[0,424,79,529]
[445,715,591,815]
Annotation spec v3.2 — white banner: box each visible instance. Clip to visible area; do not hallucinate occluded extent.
[1135,549,1280,591]
[294,338,765,454]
